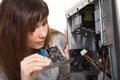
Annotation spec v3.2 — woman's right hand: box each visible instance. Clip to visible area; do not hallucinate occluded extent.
[20,53,51,80]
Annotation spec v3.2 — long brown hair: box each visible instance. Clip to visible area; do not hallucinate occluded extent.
[0,0,51,79]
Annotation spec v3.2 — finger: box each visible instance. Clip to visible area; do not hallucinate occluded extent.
[64,44,69,59]
[21,66,43,77]
[21,57,51,66]
[24,53,48,61]
[31,71,40,79]
[21,54,51,65]
[23,60,51,69]
[64,28,68,38]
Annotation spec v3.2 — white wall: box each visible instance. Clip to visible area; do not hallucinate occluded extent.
[44,0,80,33]
[117,0,120,19]
[0,0,81,33]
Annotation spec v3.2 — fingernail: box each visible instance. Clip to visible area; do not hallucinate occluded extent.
[46,62,50,65]
[46,58,51,62]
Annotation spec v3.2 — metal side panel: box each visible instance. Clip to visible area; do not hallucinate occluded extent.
[66,0,94,18]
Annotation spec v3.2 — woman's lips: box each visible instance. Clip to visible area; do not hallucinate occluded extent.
[35,41,44,45]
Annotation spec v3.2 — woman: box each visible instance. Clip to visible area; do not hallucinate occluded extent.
[35,29,69,80]
[0,0,54,80]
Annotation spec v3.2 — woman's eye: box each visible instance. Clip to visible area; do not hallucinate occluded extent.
[42,20,47,26]
[28,27,36,32]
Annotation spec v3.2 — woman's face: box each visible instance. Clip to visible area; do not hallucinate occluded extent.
[27,19,48,49]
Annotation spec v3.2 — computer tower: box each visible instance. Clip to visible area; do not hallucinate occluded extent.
[66,0,120,79]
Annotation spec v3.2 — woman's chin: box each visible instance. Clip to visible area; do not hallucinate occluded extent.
[29,43,44,49]
[35,45,44,49]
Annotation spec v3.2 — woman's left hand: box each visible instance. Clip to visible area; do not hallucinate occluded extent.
[64,28,69,59]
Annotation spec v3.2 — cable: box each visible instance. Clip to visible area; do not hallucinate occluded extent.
[80,49,111,79]
[84,54,102,72]
[103,54,109,80]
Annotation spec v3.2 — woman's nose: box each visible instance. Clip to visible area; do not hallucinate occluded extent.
[38,28,46,38]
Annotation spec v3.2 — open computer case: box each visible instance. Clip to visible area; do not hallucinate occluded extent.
[66,0,120,80]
